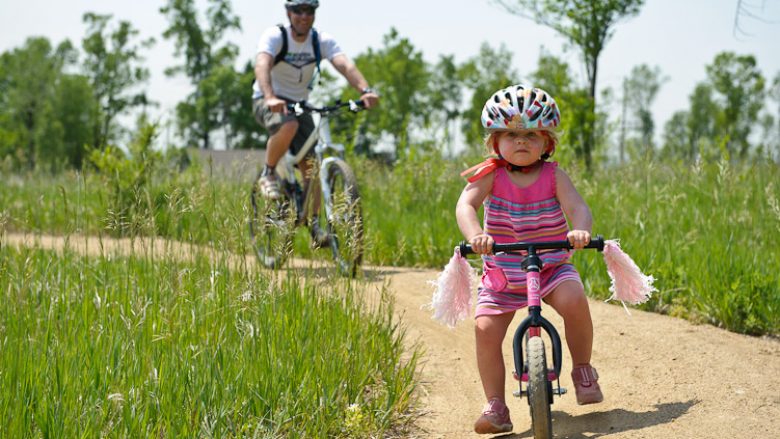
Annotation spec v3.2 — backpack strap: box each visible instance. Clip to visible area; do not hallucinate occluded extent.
[273,24,288,65]
[307,28,322,90]
[272,24,322,90]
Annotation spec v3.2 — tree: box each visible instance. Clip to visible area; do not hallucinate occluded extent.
[160,0,242,149]
[458,43,518,154]
[768,72,780,162]
[426,55,464,155]
[531,51,593,167]
[0,37,86,168]
[705,51,765,158]
[686,83,718,161]
[620,64,666,161]
[661,111,690,161]
[81,13,155,149]
[493,0,645,168]
[344,28,430,156]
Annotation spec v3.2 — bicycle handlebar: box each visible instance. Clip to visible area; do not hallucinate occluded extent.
[287,99,365,115]
[458,235,605,256]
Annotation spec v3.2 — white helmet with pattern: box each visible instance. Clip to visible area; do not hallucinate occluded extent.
[286,0,319,9]
[481,84,560,131]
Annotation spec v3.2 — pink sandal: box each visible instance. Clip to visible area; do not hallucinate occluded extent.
[571,364,604,405]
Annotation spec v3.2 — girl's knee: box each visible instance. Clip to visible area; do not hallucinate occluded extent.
[546,282,589,315]
[475,314,513,340]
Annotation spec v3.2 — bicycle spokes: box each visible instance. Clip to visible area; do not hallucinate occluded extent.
[321,159,363,277]
[249,177,296,269]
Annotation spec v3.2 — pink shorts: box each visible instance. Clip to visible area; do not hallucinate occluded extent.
[475,263,582,317]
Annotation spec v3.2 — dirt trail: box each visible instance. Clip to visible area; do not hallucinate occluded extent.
[5,233,780,438]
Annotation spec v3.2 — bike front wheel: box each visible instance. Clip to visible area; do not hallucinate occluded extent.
[249,174,295,269]
[320,158,363,277]
[527,335,553,439]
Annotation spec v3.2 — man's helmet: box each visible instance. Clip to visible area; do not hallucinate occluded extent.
[481,84,560,131]
[286,0,319,9]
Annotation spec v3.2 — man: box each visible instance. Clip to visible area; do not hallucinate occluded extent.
[253,0,379,203]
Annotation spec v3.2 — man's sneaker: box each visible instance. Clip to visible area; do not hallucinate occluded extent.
[474,398,513,434]
[258,173,282,200]
[310,219,330,248]
[571,364,604,405]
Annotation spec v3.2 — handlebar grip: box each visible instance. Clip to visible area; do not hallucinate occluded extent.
[458,235,604,256]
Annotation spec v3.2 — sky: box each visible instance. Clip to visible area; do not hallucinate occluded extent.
[1,0,779,150]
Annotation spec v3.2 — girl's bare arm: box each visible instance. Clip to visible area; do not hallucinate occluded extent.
[456,174,494,254]
[555,168,593,248]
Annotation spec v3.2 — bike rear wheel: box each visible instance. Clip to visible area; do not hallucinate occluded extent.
[249,174,295,269]
[527,335,553,439]
[321,158,363,277]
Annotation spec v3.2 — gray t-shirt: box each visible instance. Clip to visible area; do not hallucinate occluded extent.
[253,25,343,101]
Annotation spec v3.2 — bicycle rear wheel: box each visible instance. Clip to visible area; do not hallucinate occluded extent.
[249,174,295,269]
[321,158,363,277]
[527,335,553,439]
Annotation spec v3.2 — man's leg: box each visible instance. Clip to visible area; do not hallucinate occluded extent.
[254,97,299,199]
[265,119,299,168]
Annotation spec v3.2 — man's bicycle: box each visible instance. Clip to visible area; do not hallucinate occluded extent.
[250,99,365,276]
[460,237,605,439]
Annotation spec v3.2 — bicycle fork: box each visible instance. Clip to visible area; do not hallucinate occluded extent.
[511,249,567,400]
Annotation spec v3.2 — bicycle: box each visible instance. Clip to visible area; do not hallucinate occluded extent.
[250,99,365,276]
[459,236,605,439]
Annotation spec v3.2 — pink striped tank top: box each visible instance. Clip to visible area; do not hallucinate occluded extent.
[476,162,581,316]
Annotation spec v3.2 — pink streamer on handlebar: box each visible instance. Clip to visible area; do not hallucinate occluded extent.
[603,240,656,309]
[427,247,475,328]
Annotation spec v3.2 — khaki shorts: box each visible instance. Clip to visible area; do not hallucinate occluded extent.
[253,98,316,158]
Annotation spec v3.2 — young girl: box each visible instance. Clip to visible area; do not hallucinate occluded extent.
[456,84,603,435]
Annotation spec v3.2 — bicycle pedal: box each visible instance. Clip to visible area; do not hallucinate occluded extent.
[553,387,567,395]
[513,389,526,398]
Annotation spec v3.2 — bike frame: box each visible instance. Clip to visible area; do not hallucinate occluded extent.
[459,238,605,397]
[273,100,362,224]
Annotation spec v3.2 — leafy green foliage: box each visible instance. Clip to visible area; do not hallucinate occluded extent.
[705,52,765,158]
[0,37,95,169]
[346,28,430,156]
[160,0,244,149]
[493,0,646,168]
[81,13,155,149]
[458,43,519,154]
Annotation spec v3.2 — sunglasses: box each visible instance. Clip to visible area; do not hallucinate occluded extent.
[290,6,316,16]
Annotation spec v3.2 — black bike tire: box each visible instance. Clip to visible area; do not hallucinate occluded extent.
[322,158,363,277]
[527,336,553,439]
[249,173,295,269]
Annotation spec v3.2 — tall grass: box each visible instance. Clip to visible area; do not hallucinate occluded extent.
[359,156,779,336]
[1,155,778,335]
[0,242,418,437]
[578,159,780,336]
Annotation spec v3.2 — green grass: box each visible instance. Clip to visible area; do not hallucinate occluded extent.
[0,242,418,437]
[1,155,778,336]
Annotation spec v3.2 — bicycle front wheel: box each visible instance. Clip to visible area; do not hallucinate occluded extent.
[321,158,363,277]
[527,336,553,439]
[249,174,295,269]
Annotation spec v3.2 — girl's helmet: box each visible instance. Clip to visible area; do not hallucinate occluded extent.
[481,84,560,131]
[286,0,319,8]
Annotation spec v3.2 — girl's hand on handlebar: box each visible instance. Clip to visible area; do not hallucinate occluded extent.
[360,91,379,109]
[468,232,494,255]
[566,230,591,250]
[265,97,288,114]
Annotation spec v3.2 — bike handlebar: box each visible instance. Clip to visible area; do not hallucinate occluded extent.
[286,99,365,115]
[458,235,605,256]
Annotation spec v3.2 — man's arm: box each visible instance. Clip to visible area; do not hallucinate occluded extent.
[330,54,379,109]
[255,52,287,114]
